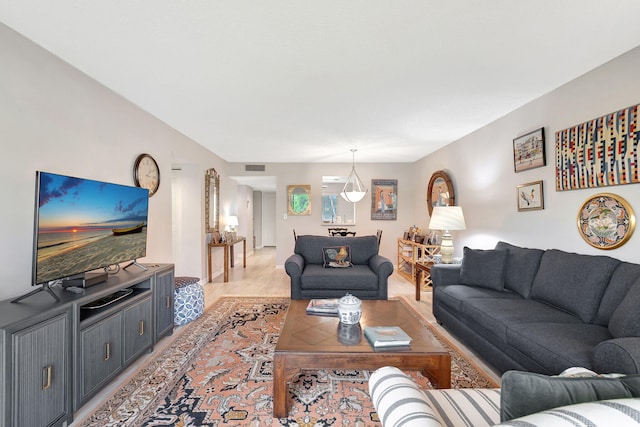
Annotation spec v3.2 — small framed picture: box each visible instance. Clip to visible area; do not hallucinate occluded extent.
[513,128,545,172]
[517,180,544,211]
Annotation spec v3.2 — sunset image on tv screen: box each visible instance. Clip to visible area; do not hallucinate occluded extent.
[34,172,149,284]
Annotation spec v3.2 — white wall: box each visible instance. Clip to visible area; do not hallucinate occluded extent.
[227,162,417,265]
[2,20,639,301]
[415,46,640,263]
[0,23,226,299]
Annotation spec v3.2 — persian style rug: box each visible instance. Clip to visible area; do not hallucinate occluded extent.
[77,297,496,427]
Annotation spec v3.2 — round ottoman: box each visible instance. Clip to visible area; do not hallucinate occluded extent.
[174,276,204,326]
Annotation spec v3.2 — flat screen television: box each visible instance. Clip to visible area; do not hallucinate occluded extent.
[13,171,150,303]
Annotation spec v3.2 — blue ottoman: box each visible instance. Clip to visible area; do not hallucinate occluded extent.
[174,276,204,326]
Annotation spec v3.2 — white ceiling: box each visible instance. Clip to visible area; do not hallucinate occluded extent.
[2,1,640,165]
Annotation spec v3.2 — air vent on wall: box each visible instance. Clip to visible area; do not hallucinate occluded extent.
[245,164,266,172]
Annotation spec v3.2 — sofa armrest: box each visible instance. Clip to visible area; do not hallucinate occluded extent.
[369,254,394,278]
[369,366,444,426]
[430,264,462,288]
[285,254,305,278]
[593,337,640,374]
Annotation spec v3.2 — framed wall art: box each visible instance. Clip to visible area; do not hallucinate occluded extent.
[577,193,635,250]
[556,103,640,191]
[513,127,546,172]
[516,180,544,212]
[371,179,397,220]
[427,170,455,215]
[287,185,311,215]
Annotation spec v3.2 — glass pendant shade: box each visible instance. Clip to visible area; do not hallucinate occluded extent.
[340,149,367,203]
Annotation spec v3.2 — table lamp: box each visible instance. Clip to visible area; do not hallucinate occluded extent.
[226,215,239,232]
[428,206,466,263]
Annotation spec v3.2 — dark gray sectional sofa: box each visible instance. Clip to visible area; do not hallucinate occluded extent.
[431,241,640,375]
[285,235,393,300]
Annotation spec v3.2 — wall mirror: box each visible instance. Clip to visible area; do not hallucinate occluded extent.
[321,176,356,225]
[205,168,220,233]
[287,185,311,215]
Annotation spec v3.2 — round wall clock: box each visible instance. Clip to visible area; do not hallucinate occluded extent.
[577,193,635,250]
[133,153,160,196]
[427,170,455,215]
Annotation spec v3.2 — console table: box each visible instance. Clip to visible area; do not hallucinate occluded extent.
[208,236,247,282]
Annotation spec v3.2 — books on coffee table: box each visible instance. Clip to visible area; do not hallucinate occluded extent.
[364,326,412,347]
[306,298,339,316]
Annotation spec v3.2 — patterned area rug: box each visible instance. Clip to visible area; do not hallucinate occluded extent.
[77,297,496,426]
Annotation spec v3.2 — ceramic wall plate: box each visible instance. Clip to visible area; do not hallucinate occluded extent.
[577,193,635,249]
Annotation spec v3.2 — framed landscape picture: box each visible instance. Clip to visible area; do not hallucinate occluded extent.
[513,128,546,172]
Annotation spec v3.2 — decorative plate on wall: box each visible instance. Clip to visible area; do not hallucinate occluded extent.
[427,170,455,216]
[577,193,635,250]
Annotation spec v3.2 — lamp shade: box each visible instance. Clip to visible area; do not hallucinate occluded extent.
[340,149,367,203]
[227,215,239,227]
[428,206,466,231]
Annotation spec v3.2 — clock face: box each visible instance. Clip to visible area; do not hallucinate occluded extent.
[134,154,160,196]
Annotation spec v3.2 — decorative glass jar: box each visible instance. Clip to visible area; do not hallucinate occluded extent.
[337,293,362,325]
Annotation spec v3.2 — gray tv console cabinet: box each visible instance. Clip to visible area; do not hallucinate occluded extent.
[0,263,174,427]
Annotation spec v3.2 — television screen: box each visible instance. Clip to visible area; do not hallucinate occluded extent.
[33,171,149,285]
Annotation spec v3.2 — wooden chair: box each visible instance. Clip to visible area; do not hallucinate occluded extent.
[328,227,348,236]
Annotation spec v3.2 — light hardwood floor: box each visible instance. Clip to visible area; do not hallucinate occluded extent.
[71,247,500,425]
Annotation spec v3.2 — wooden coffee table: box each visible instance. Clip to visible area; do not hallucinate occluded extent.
[273,299,451,418]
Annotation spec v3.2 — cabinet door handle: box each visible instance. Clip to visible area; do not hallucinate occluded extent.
[42,365,52,390]
[139,320,145,336]
[165,295,171,309]
[104,342,111,361]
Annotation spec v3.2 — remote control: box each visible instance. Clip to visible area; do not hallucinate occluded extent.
[65,286,84,294]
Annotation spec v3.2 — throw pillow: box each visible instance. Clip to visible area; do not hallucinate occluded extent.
[495,398,640,426]
[322,245,352,268]
[459,247,507,291]
[499,370,640,422]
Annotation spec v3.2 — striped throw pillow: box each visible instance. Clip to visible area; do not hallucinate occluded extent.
[494,398,640,426]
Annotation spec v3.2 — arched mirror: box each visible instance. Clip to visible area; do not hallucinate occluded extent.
[287,185,311,215]
[205,168,220,233]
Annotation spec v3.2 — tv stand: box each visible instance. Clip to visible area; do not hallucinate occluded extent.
[10,281,60,303]
[124,259,148,271]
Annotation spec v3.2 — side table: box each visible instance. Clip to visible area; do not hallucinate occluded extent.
[414,261,434,301]
[207,237,247,282]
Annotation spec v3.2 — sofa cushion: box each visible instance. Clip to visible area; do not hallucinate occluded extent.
[494,241,544,298]
[434,285,519,314]
[609,283,640,338]
[530,249,620,323]
[506,322,613,373]
[594,263,640,325]
[300,264,378,291]
[295,235,378,265]
[322,245,352,268]
[462,298,583,343]
[499,370,640,422]
[459,247,507,290]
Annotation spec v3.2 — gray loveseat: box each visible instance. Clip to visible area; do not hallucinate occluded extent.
[431,241,640,375]
[285,235,393,300]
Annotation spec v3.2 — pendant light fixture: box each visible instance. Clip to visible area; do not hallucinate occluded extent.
[340,149,368,203]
